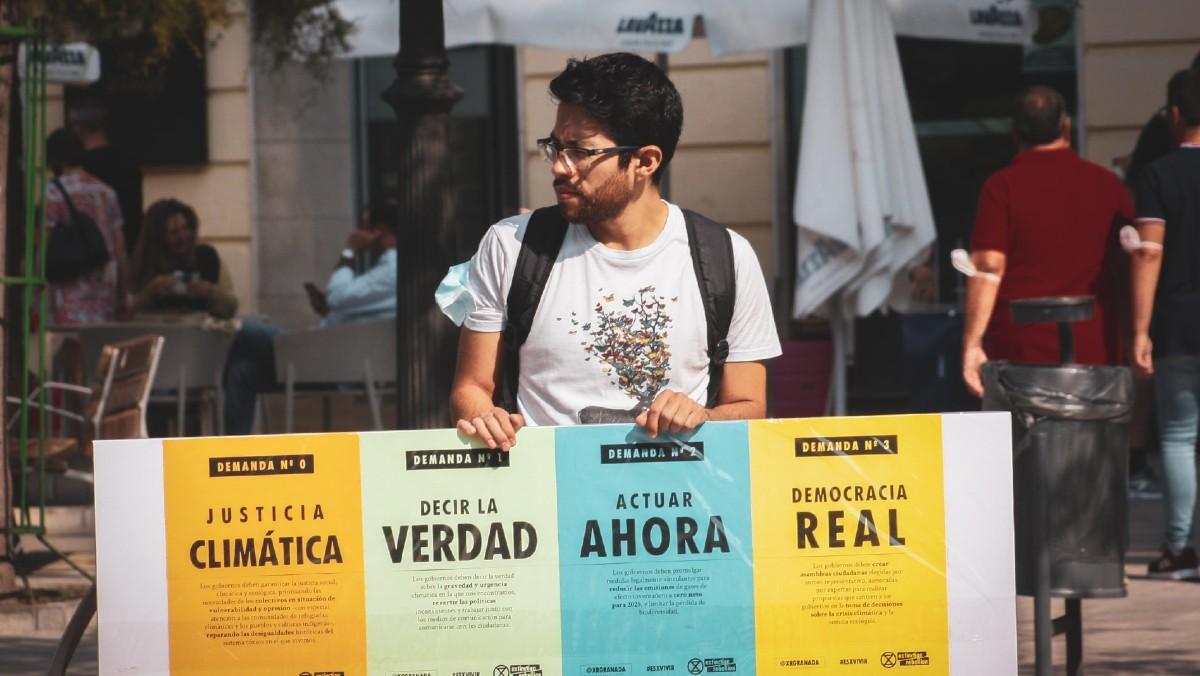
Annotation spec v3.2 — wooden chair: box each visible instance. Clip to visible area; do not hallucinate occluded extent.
[49,320,235,436]
[7,334,164,478]
[8,335,163,676]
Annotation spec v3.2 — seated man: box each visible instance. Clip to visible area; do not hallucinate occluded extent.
[224,198,398,435]
[305,199,398,326]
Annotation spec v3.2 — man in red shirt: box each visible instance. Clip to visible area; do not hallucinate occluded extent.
[962,85,1133,396]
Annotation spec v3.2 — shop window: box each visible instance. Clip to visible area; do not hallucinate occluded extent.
[65,38,208,166]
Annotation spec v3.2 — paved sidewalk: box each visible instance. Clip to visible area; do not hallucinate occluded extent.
[1,506,96,674]
[1016,496,1200,674]
[2,626,98,675]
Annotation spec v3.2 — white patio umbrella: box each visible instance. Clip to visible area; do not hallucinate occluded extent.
[333,0,1030,59]
[791,0,937,415]
[336,0,796,58]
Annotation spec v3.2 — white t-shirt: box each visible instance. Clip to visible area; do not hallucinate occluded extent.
[465,202,782,426]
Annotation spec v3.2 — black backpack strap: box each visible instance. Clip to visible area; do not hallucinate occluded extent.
[496,206,569,411]
[682,209,736,408]
[51,178,81,220]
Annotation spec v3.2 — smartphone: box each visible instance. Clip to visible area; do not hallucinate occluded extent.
[304,282,328,316]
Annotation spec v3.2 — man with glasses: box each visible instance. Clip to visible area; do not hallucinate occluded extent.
[450,52,781,450]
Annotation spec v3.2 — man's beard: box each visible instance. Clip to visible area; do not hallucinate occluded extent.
[557,171,634,225]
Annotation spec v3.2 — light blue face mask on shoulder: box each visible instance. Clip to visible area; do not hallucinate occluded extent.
[435,260,475,326]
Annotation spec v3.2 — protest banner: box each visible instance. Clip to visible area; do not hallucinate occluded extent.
[94,413,1015,674]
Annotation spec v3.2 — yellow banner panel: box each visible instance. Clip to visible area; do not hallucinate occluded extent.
[749,416,949,673]
[163,434,367,675]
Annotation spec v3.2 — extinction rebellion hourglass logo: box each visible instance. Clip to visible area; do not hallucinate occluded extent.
[686,658,737,673]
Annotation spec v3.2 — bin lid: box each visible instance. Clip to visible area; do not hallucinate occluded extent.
[1010,296,1095,324]
[982,361,1133,420]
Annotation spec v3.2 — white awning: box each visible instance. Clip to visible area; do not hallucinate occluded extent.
[332,0,1031,60]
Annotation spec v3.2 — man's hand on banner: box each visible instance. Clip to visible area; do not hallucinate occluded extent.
[636,390,711,438]
[457,407,525,452]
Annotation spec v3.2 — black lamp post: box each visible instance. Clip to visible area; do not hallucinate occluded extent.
[384,1,463,429]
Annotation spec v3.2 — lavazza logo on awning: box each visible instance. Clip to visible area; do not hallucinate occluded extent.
[968,1,1024,27]
[616,13,686,36]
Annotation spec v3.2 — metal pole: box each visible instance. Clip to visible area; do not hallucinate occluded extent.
[18,25,36,528]
[1033,430,1052,676]
[1057,321,1075,364]
[828,300,848,416]
[1065,598,1083,675]
[34,25,48,532]
[768,49,792,337]
[385,2,463,430]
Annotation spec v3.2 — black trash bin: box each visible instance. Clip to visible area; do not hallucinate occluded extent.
[982,361,1134,597]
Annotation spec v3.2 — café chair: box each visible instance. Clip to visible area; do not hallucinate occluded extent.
[7,335,162,676]
[272,318,395,432]
[48,317,234,436]
[6,334,164,481]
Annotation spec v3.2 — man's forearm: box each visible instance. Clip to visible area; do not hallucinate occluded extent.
[1131,249,1162,335]
[708,399,765,421]
[326,267,392,310]
[962,275,999,347]
[450,383,498,421]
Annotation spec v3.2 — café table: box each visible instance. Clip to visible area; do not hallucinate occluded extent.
[49,315,237,435]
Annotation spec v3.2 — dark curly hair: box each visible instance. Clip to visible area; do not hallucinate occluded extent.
[132,198,200,290]
[549,52,683,184]
[1168,67,1200,128]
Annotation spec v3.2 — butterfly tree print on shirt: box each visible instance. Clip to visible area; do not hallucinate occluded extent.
[562,286,675,411]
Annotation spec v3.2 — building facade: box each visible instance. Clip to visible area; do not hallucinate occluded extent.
[38,1,1200,386]
[1080,0,1200,168]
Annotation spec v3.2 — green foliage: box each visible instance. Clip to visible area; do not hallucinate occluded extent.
[20,0,231,70]
[250,0,353,75]
[9,0,352,75]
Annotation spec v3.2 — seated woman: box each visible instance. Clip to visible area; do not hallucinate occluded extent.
[131,199,273,435]
[130,199,238,318]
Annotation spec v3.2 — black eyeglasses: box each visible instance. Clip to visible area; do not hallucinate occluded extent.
[537,137,641,171]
